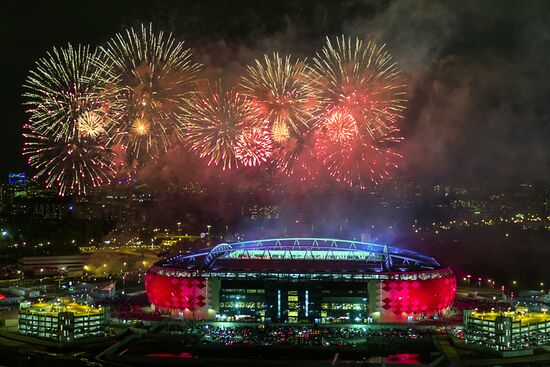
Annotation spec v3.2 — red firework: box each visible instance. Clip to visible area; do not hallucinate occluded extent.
[320,108,359,144]
[315,109,401,188]
[234,126,273,167]
[316,139,401,188]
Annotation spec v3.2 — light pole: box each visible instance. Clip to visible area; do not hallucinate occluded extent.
[122,262,127,295]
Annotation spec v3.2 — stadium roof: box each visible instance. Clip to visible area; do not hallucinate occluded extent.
[160,238,442,273]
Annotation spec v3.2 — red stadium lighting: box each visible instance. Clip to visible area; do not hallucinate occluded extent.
[145,238,456,324]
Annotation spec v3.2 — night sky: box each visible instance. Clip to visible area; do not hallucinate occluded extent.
[2,0,550,185]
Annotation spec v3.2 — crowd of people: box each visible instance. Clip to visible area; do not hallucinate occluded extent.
[196,325,441,346]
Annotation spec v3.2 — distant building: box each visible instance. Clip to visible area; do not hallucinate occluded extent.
[153,234,201,248]
[514,290,550,312]
[516,290,550,304]
[19,255,89,277]
[0,292,24,306]
[74,282,116,300]
[463,307,550,351]
[73,186,150,223]
[18,299,106,342]
[0,175,69,219]
[7,173,26,187]
[5,286,39,298]
[249,205,279,220]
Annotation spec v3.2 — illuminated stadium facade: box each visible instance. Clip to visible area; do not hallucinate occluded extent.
[145,238,456,323]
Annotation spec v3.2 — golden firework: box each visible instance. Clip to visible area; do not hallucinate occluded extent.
[240,53,317,136]
[77,111,105,138]
[311,36,407,140]
[98,23,202,164]
[132,117,150,136]
[271,120,291,144]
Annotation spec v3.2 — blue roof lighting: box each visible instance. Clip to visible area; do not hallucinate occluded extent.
[161,238,441,272]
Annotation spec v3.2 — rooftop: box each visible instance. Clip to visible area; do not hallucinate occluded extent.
[468,310,550,325]
[159,238,443,273]
[20,299,103,317]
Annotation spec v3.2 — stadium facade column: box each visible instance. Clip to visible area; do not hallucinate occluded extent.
[264,281,279,322]
[367,280,381,321]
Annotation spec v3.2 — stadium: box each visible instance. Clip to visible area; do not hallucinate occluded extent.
[145,238,456,323]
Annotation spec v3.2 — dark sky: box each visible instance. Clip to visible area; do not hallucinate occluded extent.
[2,0,550,185]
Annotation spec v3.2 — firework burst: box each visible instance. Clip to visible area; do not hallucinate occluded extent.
[23,44,117,196]
[240,53,317,141]
[131,116,150,136]
[311,36,407,140]
[234,127,273,167]
[180,82,263,169]
[23,125,115,196]
[21,31,408,193]
[98,23,202,163]
[77,111,106,138]
[271,120,291,144]
[320,108,358,144]
[315,115,402,189]
[321,141,401,188]
[23,44,112,141]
